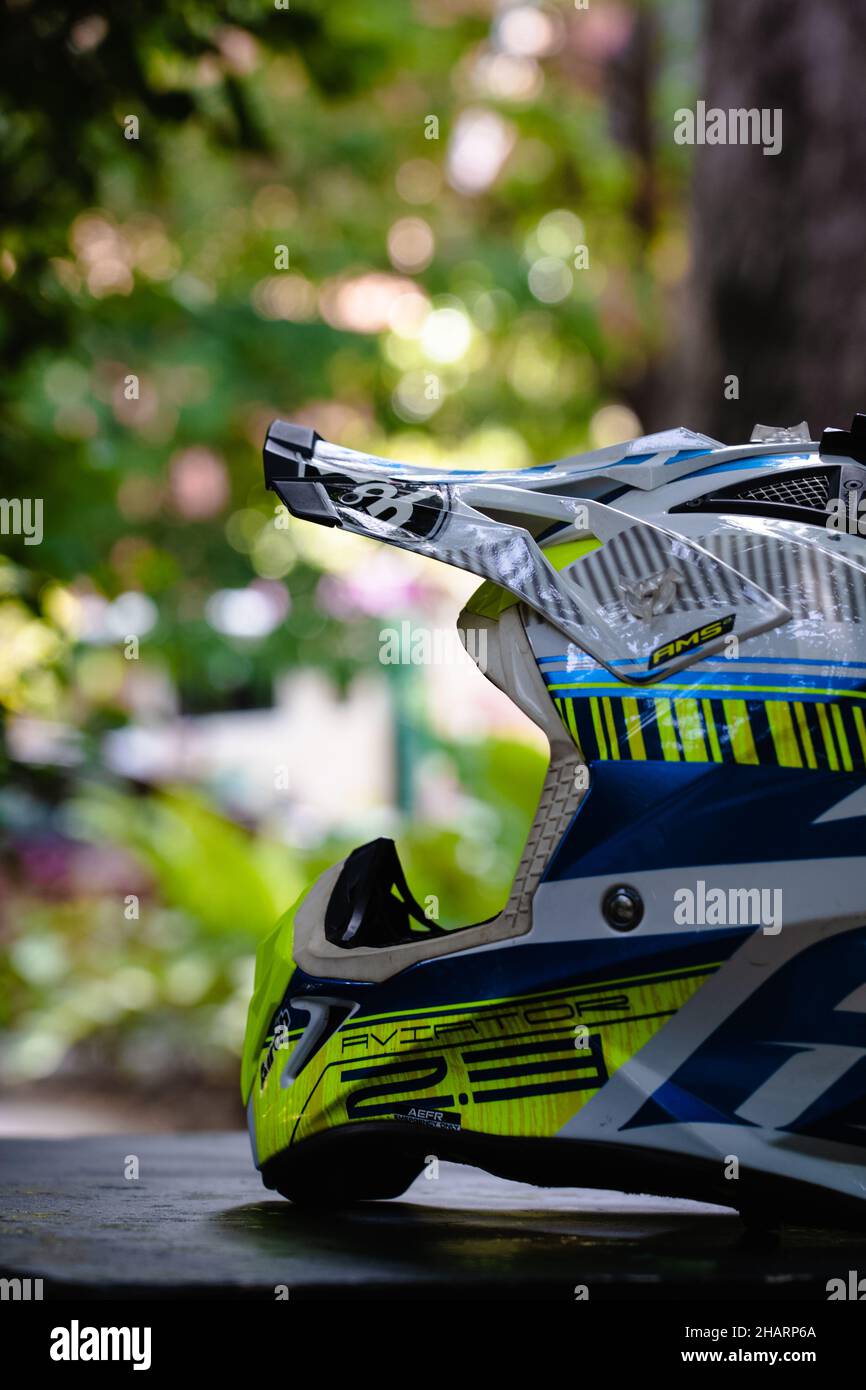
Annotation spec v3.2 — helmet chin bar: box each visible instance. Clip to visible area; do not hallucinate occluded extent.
[263,422,791,687]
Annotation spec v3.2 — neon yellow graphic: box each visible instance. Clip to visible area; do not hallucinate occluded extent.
[766,700,802,768]
[723,699,759,765]
[464,537,601,620]
[250,966,714,1167]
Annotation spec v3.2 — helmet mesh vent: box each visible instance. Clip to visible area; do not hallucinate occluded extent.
[672,464,849,524]
[734,472,830,511]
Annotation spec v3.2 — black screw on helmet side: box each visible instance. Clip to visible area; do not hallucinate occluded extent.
[602,884,644,932]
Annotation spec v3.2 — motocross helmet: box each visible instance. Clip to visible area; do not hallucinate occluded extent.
[242,413,866,1224]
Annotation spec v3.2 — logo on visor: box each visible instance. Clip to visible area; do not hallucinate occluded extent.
[649,613,736,669]
[339,479,447,538]
[297,461,448,540]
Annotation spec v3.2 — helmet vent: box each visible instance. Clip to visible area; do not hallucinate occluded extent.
[672,463,862,525]
[734,472,831,510]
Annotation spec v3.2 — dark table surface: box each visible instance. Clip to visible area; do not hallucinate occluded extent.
[1,1133,863,1299]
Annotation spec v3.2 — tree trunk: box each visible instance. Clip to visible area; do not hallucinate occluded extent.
[681,0,866,443]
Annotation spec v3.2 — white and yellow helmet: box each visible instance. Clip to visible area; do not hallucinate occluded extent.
[242,415,866,1223]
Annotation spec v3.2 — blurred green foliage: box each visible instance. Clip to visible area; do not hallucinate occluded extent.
[0,2,692,1090]
[0,738,545,1081]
